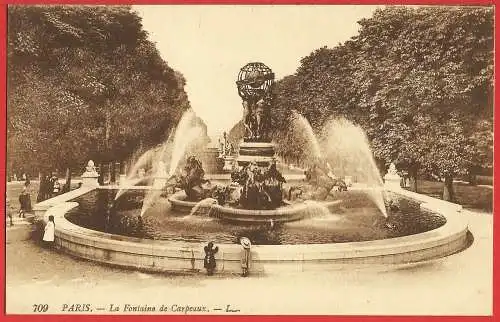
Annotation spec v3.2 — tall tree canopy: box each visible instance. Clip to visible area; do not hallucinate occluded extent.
[7,5,191,178]
[269,6,493,200]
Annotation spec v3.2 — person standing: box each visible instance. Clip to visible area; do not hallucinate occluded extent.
[24,179,32,211]
[37,175,46,202]
[18,180,31,218]
[38,175,51,201]
[240,237,252,277]
[49,175,57,197]
[52,177,61,197]
[44,175,51,200]
[43,215,55,247]
[203,241,219,276]
[6,196,12,226]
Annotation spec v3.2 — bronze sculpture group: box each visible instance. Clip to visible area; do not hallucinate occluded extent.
[168,155,215,201]
[242,97,272,141]
[230,160,286,210]
[168,155,286,210]
[168,153,347,209]
[288,160,348,202]
[164,62,347,210]
[236,62,274,142]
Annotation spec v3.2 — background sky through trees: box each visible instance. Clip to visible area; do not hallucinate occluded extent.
[133,5,380,137]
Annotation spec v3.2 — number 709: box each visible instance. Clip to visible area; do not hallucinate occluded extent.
[32,304,48,312]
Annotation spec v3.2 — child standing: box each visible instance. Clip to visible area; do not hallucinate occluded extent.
[240,237,252,277]
[43,215,55,247]
[203,241,219,276]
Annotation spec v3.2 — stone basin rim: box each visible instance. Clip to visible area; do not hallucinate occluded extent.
[56,203,464,253]
[41,187,467,252]
[34,186,470,272]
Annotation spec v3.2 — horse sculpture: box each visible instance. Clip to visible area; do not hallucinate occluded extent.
[287,161,347,202]
[167,156,217,202]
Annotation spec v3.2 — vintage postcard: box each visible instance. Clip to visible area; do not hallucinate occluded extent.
[4,3,494,318]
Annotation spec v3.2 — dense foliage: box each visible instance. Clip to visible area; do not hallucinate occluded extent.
[7,5,191,179]
[267,6,493,200]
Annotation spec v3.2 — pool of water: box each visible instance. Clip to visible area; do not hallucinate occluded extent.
[65,189,446,245]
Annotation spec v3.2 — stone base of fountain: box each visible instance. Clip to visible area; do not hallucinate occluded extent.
[384,174,402,190]
[384,163,402,190]
[222,155,235,172]
[37,185,469,275]
[81,173,99,187]
[81,160,100,187]
[199,147,222,174]
[237,142,276,167]
[168,190,342,224]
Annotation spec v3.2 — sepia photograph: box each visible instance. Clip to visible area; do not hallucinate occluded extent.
[4,3,494,317]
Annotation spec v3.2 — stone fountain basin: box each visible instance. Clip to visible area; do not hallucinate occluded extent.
[35,186,469,275]
[168,190,342,223]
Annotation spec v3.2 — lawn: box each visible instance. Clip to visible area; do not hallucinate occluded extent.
[407,180,493,213]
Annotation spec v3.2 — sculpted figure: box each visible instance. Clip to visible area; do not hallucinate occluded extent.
[171,156,215,201]
[86,160,96,172]
[242,100,254,138]
[84,160,98,175]
[237,62,274,141]
[262,160,286,207]
[388,162,398,176]
[231,160,286,210]
[254,99,265,139]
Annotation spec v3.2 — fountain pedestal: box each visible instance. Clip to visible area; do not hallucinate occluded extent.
[384,163,402,190]
[81,160,99,187]
[237,142,276,168]
[199,146,222,174]
[223,155,235,171]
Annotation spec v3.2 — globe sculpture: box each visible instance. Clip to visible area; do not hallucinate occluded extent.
[236,62,275,142]
[236,62,274,101]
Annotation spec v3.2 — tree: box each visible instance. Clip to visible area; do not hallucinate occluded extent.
[7,5,191,186]
[271,6,493,201]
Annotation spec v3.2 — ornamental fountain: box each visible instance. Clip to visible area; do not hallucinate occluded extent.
[33,61,470,275]
[168,62,346,220]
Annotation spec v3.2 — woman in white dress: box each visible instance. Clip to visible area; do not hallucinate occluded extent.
[43,215,55,247]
